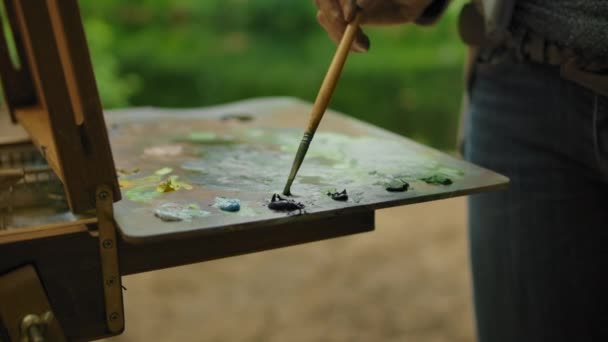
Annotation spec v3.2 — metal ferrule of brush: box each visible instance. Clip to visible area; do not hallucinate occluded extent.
[282,132,314,195]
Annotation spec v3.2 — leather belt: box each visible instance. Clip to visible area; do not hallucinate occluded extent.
[458,2,608,97]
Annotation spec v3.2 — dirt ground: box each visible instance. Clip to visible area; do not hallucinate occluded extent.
[106,197,475,342]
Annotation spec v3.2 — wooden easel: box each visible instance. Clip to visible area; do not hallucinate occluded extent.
[0,0,120,214]
[0,3,373,341]
[1,1,123,339]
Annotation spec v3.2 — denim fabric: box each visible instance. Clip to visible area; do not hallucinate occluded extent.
[464,53,608,341]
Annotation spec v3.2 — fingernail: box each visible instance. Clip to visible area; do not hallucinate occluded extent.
[352,41,367,53]
[353,34,370,53]
[361,34,370,51]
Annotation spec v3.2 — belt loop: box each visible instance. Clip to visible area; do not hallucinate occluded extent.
[529,35,545,64]
[508,27,527,62]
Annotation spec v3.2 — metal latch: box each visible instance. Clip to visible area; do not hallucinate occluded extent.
[20,311,54,342]
[0,266,66,342]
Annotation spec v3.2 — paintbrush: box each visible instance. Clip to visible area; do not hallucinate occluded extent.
[282,12,363,196]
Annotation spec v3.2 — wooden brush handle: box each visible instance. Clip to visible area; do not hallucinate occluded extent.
[282,13,362,196]
[305,13,362,134]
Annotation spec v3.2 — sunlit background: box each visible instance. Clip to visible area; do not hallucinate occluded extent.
[81,0,466,150]
[83,2,474,342]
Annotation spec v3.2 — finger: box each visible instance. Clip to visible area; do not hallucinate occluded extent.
[317,10,345,45]
[314,0,345,22]
[318,10,369,53]
[357,0,432,25]
[315,0,348,44]
[340,0,357,21]
[356,0,379,10]
[360,2,420,25]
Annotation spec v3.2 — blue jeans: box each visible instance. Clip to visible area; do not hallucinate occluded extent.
[464,53,608,341]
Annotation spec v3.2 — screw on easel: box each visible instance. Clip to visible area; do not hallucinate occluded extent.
[105,276,116,287]
[98,191,109,200]
[102,239,113,249]
[109,312,120,322]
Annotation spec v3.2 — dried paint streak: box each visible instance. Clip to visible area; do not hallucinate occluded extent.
[117,168,140,177]
[154,203,209,222]
[213,197,241,212]
[144,145,183,158]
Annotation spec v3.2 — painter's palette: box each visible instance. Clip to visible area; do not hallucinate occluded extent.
[107,98,508,243]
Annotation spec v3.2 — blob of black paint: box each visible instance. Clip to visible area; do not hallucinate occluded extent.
[421,174,453,185]
[268,194,305,212]
[327,189,348,201]
[386,179,409,192]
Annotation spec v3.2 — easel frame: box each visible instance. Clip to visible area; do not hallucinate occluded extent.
[0,0,120,213]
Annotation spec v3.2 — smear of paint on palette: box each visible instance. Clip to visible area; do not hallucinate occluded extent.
[236,206,258,217]
[221,113,253,122]
[155,167,173,176]
[120,168,193,202]
[117,168,140,177]
[177,132,235,145]
[213,197,241,212]
[144,145,183,158]
[180,130,466,196]
[154,203,209,222]
[156,175,193,193]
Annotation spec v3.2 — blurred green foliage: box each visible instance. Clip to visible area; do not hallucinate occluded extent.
[81,1,466,149]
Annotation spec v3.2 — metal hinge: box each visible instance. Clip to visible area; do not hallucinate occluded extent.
[95,185,124,333]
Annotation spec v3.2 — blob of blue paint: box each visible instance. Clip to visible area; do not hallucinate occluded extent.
[214,197,241,212]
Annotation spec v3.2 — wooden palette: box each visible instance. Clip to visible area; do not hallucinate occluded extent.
[107,97,509,243]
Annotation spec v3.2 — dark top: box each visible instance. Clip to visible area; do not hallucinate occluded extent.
[513,0,608,58]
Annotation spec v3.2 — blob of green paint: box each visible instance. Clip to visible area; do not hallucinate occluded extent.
[421,174,453,185]
[155,167,173,176]
[125,188,161,202]
[188,132,217,141]
[178,132,234,145]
